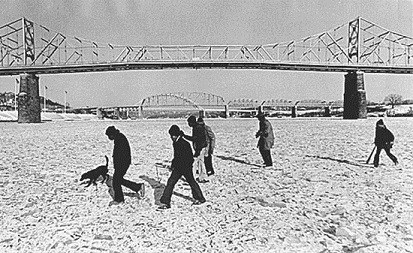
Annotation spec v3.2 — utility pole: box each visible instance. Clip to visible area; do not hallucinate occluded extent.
[44,86,48,111]
[64,91,67,113]
[15,78,19,111]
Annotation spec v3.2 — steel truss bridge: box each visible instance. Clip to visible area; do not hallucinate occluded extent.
[140,92,226,111]
[228,98,343,109]
[99,93,343,111]
[1,17,413,75]
[91,92,344,119]
[1,16,412,122]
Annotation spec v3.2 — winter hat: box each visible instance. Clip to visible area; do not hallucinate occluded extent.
[105,126,119,136]
[187,115,197,124]
[376,119,384,126]
[168,125,181,136]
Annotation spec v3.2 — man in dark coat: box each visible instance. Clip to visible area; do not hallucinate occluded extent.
[158,125,206,209]
[183,116,209,183]
[197,117,216,176]
[255,113,275,167]
[373,119,398,167]
[106,126,144,206]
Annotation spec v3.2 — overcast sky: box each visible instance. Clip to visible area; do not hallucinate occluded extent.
[0,0,412,107]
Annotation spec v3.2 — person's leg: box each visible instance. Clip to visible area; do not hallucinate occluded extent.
[197,148,208,181]
[112,169,126,202]
[183,169,205,203]
[259,148,272,166]
[259,147,266,165]
[373,147,382,167]
[192,157,200,178]
[105,175,115,200]
[265,149,273,166]
[121,178,145,197]
[384,148,398,165]
[205,155,214,175]
[159,169,181,206]
[121,178,143,192]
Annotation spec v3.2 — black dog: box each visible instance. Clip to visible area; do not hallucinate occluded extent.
[80,155,109,188]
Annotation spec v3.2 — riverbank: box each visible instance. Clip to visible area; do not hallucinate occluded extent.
[0,111,97,122]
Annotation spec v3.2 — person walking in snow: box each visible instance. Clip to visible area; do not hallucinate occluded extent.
[197,117,216,176]
[158,125,206,209]
[373,119,398,167]
[105,126,144,206]
[255,112,274,168]
[183,115,209,183]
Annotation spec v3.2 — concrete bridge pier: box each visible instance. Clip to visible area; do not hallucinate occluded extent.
[224,105,229,118]
[199,110,205,118]
[97,108,104,119]
[324,106,331,117]
[114,108,120,119]
[118,108,127,120]
[291,105,297,118]
[125,109,129,120]
[343,71,367,119]
[18,74,41,123]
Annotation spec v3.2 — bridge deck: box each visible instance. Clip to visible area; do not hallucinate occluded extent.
[1,61,413,76]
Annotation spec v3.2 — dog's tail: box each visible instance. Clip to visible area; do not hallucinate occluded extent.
[104,155,109,167]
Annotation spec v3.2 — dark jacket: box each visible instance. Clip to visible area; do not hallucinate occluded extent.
[171,136,194,170]
[113,132,131,167]
[375,125,395,148]
[198,121,215,154]
[184,123,208,153]
[256,119,274,150]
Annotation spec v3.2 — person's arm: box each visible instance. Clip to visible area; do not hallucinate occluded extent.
[388,130,395,142]
[182,133,194,141]
[384,129,395,148]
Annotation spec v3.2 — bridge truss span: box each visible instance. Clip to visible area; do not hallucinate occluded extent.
[228,98,262,109]
[139,93,201,110]
[1,17,413,75]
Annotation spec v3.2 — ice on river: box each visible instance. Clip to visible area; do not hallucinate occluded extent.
[1,118,412,252]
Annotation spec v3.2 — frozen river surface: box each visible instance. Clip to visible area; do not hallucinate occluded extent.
[1,118,412,252]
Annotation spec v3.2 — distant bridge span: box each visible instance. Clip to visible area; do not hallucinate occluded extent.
[1,17,412,122]
[93,93,344,119]
[98,92,228,119]
[139,93,202,110]
[139,92,226,109]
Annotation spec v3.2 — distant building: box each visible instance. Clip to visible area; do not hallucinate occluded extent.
[402,99,413,105]
[0,92,15,111]
[0,92,66,112]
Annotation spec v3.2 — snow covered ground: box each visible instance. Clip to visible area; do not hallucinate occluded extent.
[1,118,412,252]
